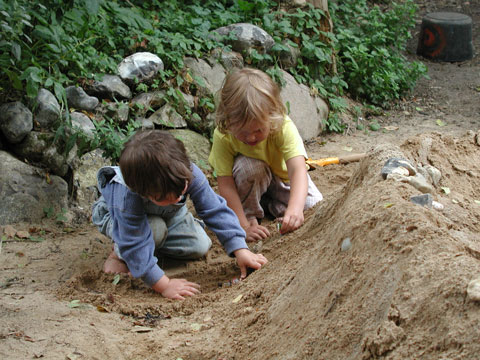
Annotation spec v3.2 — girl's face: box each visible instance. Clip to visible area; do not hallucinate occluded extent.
[230,121,271,146]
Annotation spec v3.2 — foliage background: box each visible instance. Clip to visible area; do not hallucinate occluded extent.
[0,0,426,134]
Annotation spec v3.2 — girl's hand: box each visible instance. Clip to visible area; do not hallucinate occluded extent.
[279,207,304,234]
[245,218,270,242]
[233,248,268,279]
[245,223,270,242]
[152,275,200,300]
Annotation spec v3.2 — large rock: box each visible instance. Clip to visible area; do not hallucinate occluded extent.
[184,57,226,96]
[33,88,61,129]
[87,74,132,101]
[66,86,99,111]
[118,52,164,83]
[0,101,33,144]
[0,151,68,225]
[279,70,328,140]
[168,129,212,172]
[212,23,275,54]
[73,149,110,212]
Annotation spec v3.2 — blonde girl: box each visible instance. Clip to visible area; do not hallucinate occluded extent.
[209,68,322,242]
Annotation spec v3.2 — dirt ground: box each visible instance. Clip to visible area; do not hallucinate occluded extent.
[1,1,480,359]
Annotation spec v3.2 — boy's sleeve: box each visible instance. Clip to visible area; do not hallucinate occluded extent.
[103,182,164,287]
[188,164,248,255]
[208,129,236,177]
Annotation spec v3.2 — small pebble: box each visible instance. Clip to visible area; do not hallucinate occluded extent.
[341,238,352,252]
[432,201,444,211]
[467,278,480,302]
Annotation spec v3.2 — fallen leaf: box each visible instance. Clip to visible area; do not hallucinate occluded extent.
[16,231,30,239]
[384,126,399,131]
[112,274,121,285]
[436,119,447,127]
[384,203,394,208]
[441,187,451,195]
[343,146,353,152]
[452,199,459,204]
[415,107,423,111]
[68,300,93,310]
[131,326,153,333]
[232,294,243,303]
[191,323,202,331]
[97,305,109,313]
[4,225,17,238]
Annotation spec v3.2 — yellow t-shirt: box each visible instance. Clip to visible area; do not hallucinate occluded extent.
[208,116,307,182]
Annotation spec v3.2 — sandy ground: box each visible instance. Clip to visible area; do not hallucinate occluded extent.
[1,1,480,359]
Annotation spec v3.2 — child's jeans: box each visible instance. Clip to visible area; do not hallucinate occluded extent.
[232,155,323,220]
[92,196,211,260]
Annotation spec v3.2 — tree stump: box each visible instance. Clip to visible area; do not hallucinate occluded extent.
[417,12,473,62]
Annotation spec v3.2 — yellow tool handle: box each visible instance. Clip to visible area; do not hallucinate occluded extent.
[306,157,340,167]
[306,153,366,168]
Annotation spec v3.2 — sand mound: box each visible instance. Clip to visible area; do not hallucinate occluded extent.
[51,131,480,359]
[235,131,480,359]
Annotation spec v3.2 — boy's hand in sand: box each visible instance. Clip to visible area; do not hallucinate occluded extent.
[233,248,267,279]
[152,275,200,300]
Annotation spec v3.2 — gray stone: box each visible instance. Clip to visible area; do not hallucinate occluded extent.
[212,23,275,55]
[381,158,416,179]
[130,91,166,116]
[33,88,61,129]
[467,278,480,302]
[211,48,244,71]
[66,86,99,111]
[70,112,96,140]
[118,52,164,83]
[0,150,69,225]
[425,165,442,186]
[148,104,187,128]
[0,101,33,144]
[169,129,212,172]
[410,193,433,208]
[138,117,154,130]
[407,173,433,194]
[184,57,226,96]
[87,74,132,100]
[13,131,78,177]
[73,149,110,211]
[276,40,301,68]
[280,70,326,140]
[341,238,352,252]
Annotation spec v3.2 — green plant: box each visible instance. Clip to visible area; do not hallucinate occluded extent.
[1,0,427,140]
[330,0,427,106]
[90,116,140,162]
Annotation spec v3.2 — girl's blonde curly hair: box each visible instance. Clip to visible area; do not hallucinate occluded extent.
[215,68,285,135]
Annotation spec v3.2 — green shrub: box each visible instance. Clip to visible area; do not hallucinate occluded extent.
[0,0,427,153]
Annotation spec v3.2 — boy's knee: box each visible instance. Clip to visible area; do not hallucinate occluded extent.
[189,235,212,259]
[147,216,168,247]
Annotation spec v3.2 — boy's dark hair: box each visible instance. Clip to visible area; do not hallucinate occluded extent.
[119,130,192,199]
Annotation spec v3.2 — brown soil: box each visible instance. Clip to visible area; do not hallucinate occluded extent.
[1,1,480,359]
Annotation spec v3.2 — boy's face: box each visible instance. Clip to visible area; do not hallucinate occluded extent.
[230,121,270,146]
[148,182,188,206]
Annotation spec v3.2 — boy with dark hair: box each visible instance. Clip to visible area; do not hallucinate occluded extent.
[92,130,267,300]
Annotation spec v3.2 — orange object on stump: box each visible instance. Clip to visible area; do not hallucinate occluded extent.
[417,12,473,62]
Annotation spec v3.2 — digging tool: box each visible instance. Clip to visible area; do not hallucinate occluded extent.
[306,153,366,169]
